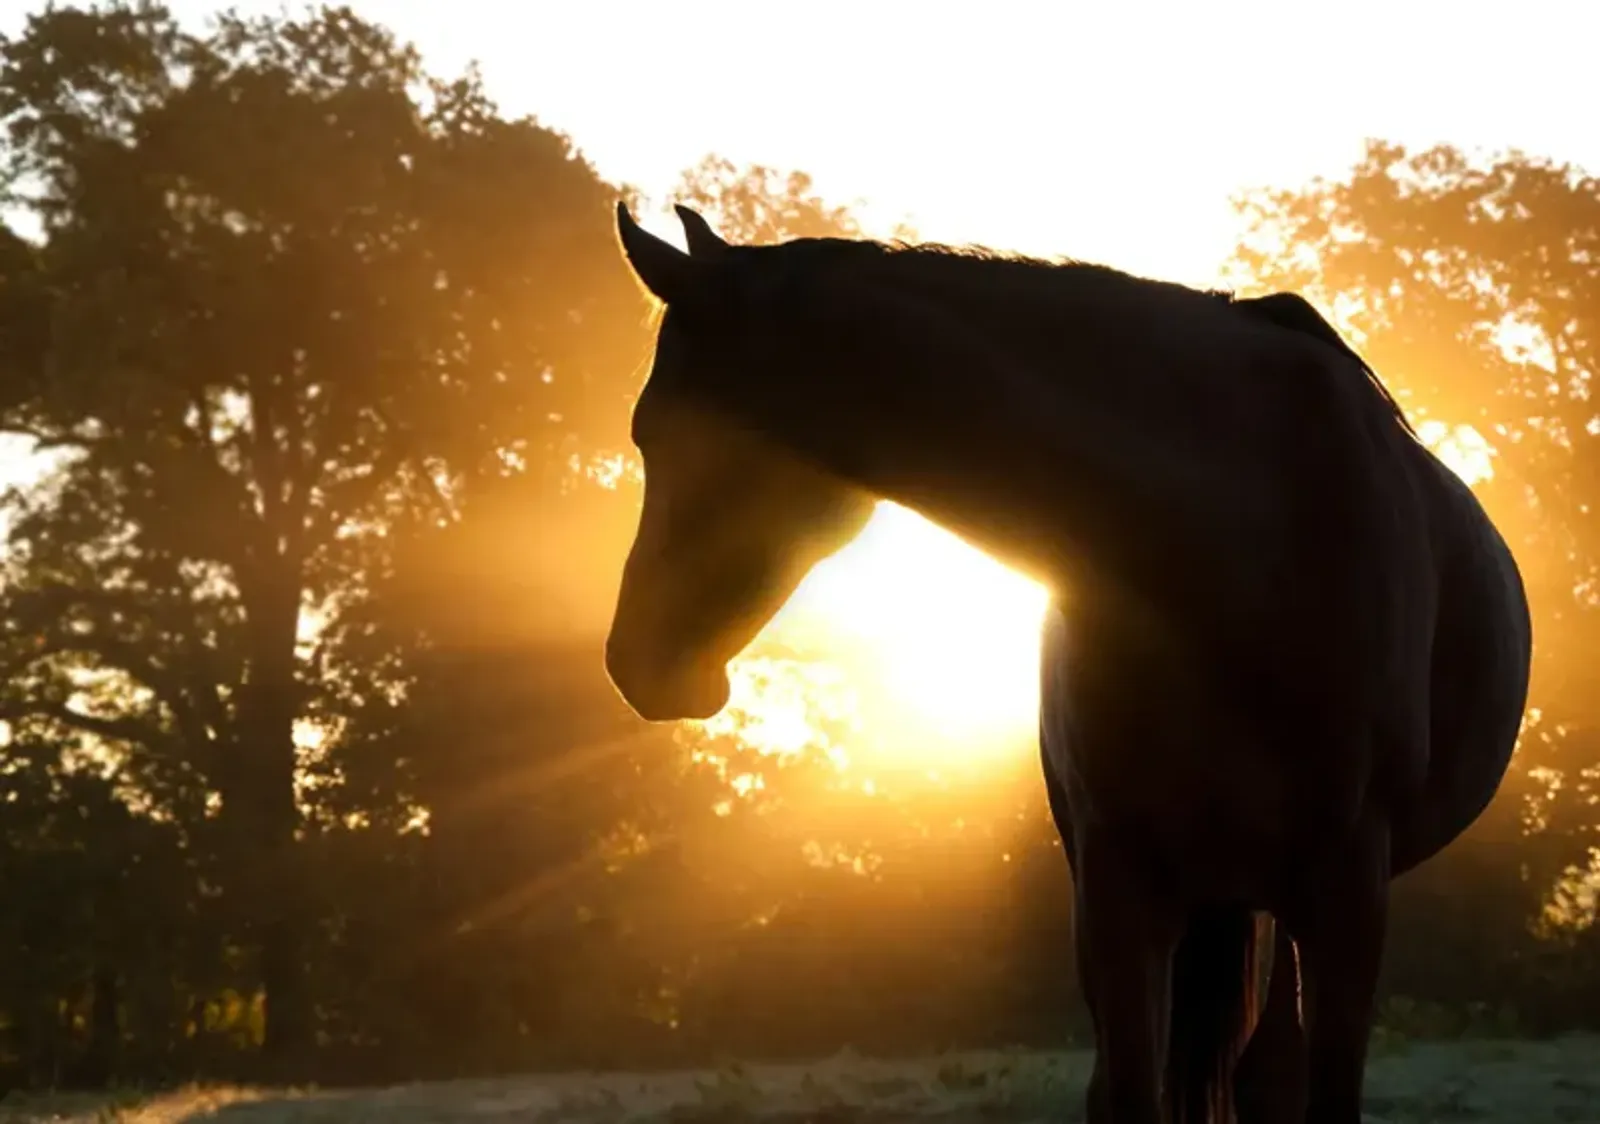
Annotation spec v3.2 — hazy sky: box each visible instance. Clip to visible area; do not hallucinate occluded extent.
[4,0,1595,270]
[103,0,1600,282]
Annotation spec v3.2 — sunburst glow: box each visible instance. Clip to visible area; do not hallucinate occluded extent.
[776,503,1049,743]
[1418,420,1496,487]
[689,503,1048,774]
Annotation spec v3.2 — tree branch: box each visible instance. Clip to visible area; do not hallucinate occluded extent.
[14,634,217,758]
[0,421,98,452]
[0,698,171,752]
[1,583,230,759]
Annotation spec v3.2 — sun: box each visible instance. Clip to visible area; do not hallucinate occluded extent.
[724,501,1050,771]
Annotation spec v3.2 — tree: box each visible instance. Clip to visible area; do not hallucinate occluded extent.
[0,710,204,1088]
[0,0,647,1061]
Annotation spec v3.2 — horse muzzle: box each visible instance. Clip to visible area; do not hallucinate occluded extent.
[603,636,732,723]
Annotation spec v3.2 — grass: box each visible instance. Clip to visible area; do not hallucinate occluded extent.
[2,1038,1596,1123]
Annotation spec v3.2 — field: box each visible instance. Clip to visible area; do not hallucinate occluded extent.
[3,1038,1596,1123]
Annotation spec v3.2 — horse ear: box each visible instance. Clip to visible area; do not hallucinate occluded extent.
[616,201,709,305]
[674,205,730,258]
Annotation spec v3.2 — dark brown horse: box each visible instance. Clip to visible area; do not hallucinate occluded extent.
[602,204,1532,1123]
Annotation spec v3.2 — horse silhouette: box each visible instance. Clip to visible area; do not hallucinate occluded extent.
[603,204,1532,1124]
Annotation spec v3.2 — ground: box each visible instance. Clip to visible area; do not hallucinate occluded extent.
[3,1038,1597,1123]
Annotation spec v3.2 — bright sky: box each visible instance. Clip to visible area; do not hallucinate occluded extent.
[1,0,1592,764]
[142,0,1600,282]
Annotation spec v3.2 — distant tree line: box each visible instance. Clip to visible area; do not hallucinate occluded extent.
[0,1,1594,1092]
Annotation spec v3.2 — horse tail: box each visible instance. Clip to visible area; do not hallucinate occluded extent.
[1163,904,1262,1123]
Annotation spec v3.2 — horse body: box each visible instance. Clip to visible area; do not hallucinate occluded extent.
[1035,408,1528,1123]
[602,205,1532,1124]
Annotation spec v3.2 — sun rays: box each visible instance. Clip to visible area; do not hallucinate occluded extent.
[682,502,1046,781]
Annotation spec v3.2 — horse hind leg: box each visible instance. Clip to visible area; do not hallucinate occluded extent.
[1235,917,1308,1124]
[1285,817,1391,1124]
[1163,904,1261,1124]
[1073,829,1182,1124]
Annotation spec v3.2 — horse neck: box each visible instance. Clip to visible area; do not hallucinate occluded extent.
[740,265,1286,609]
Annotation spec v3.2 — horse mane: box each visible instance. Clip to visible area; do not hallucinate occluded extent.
[770,236,1419,439]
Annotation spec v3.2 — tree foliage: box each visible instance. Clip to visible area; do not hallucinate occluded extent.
[0,0,645,1063]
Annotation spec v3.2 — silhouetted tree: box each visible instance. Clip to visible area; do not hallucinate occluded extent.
[0,0,645,1064]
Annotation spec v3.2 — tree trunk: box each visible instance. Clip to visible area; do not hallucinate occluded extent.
[21,985,64,1090]
[248,680,311,1066]
[79,965,119,1087]
[224,575,311,1068]
[259,913,310,1061]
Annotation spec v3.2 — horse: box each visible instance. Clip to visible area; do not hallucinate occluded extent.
[601,203,1532,1124]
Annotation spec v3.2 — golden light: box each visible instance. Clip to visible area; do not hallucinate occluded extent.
[1417,419,1496,487]
[779,503,1048,742]
[693,502,1048,775]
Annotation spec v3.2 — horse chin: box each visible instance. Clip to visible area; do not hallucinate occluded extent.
[665,666,732,723]
[605,643,732,724]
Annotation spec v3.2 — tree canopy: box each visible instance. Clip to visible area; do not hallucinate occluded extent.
[0,0,647,1066]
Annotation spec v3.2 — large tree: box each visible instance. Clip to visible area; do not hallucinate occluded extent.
[0,0,646,1060]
